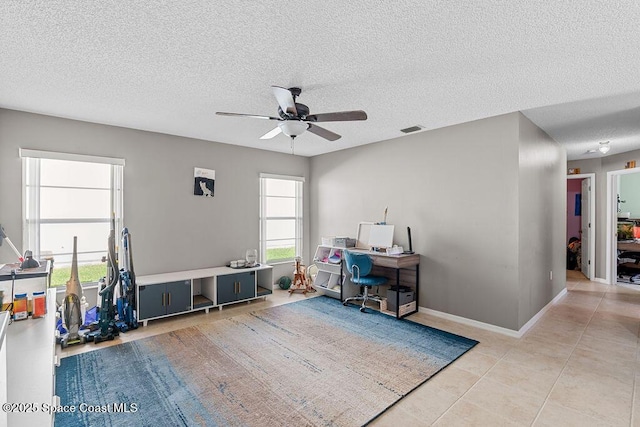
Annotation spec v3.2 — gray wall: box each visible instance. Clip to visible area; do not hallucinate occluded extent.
[310,112,566,330]
[517,113,567,328]
[0,109,310,280]
[1,108,567,330]
[568,152,640,280]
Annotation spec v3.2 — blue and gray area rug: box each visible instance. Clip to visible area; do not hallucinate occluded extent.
[56,296,478,426]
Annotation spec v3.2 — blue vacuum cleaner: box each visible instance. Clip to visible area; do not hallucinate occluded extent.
[85,216,120,344]
[115,227,138,332]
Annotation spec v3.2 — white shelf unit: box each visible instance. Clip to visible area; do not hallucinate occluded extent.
[136,264,273,326]
[312,245,359,300]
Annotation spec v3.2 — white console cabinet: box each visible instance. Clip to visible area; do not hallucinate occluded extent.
[136,264,273,326]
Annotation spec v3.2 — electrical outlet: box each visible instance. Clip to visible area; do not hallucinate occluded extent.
[550,271,553,281]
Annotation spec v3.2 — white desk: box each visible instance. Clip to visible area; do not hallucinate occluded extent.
[6,288,57,427]
[0,311,9,427]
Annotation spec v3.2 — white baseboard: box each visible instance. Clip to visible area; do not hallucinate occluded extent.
[517,288,567,337]
[419,307,521,338]
[419,288,568,339]
[593,277,609,284]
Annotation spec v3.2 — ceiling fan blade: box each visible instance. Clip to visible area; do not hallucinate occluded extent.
[307,123,341,141]
[272,86,298,116]
[259,127,282,140]
[306,110,367,122]
[216,112,279,120]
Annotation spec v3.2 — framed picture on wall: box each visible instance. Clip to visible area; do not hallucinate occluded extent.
[194,167,215,197]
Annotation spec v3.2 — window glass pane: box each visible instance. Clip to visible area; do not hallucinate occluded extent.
[265,196,295,217]
[40,159,110,188]
[23,155,122,277]
[265,179,295,197]
[265,219,295,240]
[40,187,110,219]
[266,239,296,262]
[50,262,107,286]
[266,239,296,249]
[260,177,301,263]
[39,222,109,264]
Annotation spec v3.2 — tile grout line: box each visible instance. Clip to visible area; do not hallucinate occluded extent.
[431,280,603,425]
[529,285,607,426]
[429,330,525,424]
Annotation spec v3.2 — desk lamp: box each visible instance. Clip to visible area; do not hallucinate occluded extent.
[0,224,26,263]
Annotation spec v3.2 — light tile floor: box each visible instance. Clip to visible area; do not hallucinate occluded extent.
[61,272,640,426]
[374,270,640,426]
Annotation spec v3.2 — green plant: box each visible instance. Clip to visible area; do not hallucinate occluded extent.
[266,247,295,262]
[50,263,107,287]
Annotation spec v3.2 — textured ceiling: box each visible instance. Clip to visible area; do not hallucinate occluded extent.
[1,1,640,158]
[523,91,640,160]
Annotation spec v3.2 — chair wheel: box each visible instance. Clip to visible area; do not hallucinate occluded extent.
[343,302,348,306]
[359,307,366,312]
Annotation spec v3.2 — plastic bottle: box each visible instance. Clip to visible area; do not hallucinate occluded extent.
[13,293,28,320]
[32,291,47,318]
[80,295,87,325]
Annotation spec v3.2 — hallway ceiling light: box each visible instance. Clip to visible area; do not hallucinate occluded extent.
[598,141,611,154]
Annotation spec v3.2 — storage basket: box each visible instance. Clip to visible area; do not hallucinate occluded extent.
[380,299,416,317]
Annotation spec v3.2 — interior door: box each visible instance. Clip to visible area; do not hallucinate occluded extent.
[581,178,591,278]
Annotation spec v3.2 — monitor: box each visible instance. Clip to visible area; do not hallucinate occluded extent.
[367,224,394,249]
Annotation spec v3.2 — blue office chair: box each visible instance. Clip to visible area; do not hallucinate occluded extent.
[343,251,387,312]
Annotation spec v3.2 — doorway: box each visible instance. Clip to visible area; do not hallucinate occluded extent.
[606,169,640,285]
[567,174,595,280]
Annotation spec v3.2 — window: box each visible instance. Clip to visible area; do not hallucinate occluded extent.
[260,174,304,264]
[20,149,124,286]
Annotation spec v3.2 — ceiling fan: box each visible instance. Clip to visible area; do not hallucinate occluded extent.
[216,86,367,141]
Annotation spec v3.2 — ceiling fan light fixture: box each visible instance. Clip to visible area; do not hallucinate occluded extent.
[217,86,365,142]
[278,120,309,137]
[598,141,611,154]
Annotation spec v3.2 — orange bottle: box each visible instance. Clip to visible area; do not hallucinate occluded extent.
[32,291,46,318]
[13,293,28,320]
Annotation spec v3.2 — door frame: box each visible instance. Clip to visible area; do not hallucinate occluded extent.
[567,173,595,280]
[606,168,640,284]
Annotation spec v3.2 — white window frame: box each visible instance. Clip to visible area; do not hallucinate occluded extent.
[259,173,304,264]
[19,148,124,268]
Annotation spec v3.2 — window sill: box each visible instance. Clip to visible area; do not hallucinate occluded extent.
[265,260,296,266]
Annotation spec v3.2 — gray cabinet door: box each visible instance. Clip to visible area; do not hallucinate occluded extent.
[166,280,192,315]
[139,280,191,319]
[217,274,237,305]
[236,271,256,301]
[138,284,167,320]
